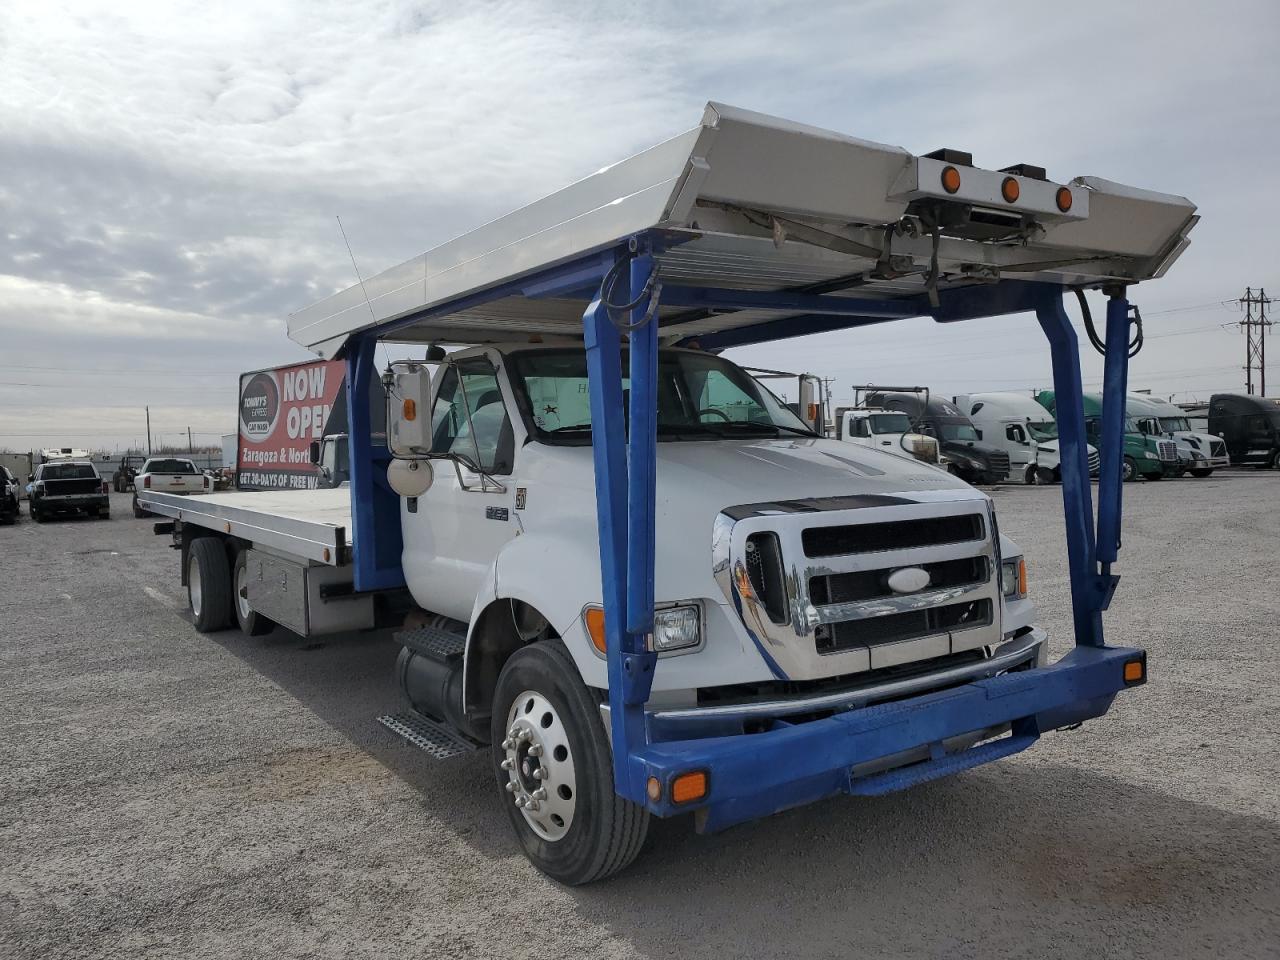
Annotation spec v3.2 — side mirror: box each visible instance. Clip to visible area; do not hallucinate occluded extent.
[974,429,983,440]
[28,474,34,483]
[309,440,321,464]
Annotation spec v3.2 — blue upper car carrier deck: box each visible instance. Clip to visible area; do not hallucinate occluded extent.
[286,102,1195,831]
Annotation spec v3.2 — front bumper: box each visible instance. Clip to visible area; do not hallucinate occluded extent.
[629,640,1145,832]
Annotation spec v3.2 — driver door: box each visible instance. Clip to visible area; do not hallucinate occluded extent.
[406,355,519,621]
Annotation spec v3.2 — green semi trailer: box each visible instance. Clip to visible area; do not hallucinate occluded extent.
[1037,391,1179,481]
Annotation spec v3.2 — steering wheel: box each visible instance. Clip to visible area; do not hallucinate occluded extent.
[697,408,731,422]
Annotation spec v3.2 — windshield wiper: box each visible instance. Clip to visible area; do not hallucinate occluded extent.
[697,420,818,439]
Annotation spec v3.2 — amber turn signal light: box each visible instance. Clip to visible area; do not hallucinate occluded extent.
[940,165,962,194]
[1123,657,1146,685]
[1001,176,1020,204]
[584,607,606,653]
[402,398,417,421]
[671,770,709,805]
[1056,186,1073,212]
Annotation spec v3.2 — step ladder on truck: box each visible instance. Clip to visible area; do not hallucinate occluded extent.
[139,103,1197,884]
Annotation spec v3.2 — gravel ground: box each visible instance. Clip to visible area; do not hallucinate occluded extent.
[2,475,1278,959]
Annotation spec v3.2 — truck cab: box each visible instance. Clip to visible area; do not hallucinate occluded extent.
[308,433,350,488]
[957,393,1100,484]
[831,405,942,465]
[1207,393,1280,468]
[1128,394,1229,477]
[1038,391,1178,481]
[867,392,1009,484]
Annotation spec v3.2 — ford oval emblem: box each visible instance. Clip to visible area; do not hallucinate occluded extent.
[887,567,931,594]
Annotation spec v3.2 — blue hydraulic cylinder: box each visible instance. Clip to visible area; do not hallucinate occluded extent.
[1035,293,1104,648]
[1096,294,1132,567]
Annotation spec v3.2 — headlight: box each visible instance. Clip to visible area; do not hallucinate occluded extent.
[1001,557,1027,599]
[1143,451,1156,459]
[652,605,702,653]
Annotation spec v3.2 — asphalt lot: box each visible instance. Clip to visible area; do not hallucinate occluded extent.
[2,475,1278,959]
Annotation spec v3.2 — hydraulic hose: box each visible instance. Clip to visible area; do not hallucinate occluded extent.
[1075,288,1144,358]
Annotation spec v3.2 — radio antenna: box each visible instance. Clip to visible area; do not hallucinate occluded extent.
[336,215,377,323]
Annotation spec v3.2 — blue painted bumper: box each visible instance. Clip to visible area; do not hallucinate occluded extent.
[631,644,1145,832]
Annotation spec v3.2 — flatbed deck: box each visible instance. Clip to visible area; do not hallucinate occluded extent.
[138,487,350,565]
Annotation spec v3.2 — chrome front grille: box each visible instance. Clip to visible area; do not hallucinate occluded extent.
[1211,440,1227,458]
[1157,440,1178,462]
[988,452,1011,478]
[1088,450,1101,474]
[713,495,1002,681]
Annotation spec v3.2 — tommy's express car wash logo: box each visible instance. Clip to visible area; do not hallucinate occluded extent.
[240,372,280,441]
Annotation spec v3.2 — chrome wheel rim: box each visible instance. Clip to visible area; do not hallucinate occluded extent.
[188,555,202,618]
[502,690,577,842]
[236,562,250,621]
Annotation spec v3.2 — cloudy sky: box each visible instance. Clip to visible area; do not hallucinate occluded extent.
[2,0,1278,451]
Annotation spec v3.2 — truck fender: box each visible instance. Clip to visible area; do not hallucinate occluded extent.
[462,525,606,721]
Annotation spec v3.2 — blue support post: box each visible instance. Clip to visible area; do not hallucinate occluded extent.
[1096,293,1132,569]
[626,250,658,641]
[582,246,654,802]
[346,334,405,592]
[1035,293,1104,647]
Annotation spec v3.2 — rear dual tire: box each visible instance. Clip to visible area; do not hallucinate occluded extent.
[233,551,273,636]
[491,640,648,885]
[188,538,232,632]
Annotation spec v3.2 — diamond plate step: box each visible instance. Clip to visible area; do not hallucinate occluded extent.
[395,625,465,662]
[377,712,480,760]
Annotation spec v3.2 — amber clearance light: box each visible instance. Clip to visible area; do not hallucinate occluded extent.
[1056,186,1073,212]
[584,607,607,654]
[1001,176,1020,204]
[940,165,962,194]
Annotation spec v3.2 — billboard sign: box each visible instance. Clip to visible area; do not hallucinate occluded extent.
[237,359,347,490]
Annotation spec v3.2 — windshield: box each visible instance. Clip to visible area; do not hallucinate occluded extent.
[936,422,980,442]
[869,413,912,435]
[42,463,97,480]
[508,349,816,444]
[1159,417,1191,433]
[1027,420,1058,442]
[144,459,197,474]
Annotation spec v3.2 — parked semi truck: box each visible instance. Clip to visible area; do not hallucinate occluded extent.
[832,386,944,466]
[958,392,1100,484]
[867,391,1009,484]
[1127,393,1229,477]
[1207,393,1280,468]
[139,103,1191,883]
[1038,390,1178,481]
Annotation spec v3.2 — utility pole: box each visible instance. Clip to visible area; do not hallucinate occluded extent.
[187,426,193,454]
[1238,287,1273,395]
[145,406,152,455]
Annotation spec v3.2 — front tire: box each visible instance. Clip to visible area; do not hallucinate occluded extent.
[491,640,648,885]
[1189,468,1213,478]
[232,550,273,636]
[1122,456,1137,482]
[188,537,232,632]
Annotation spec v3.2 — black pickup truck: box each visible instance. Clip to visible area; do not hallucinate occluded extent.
[30,461,110,522]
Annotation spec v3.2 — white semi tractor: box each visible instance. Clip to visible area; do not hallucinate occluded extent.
[958,392,1101,484]
[1127,393,1229,477]
[138,103,1189,883]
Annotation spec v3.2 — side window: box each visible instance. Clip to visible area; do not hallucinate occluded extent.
[430,360,514,474]
[1006,424,1026,444]
[696,369,768,423]
[851,418,870,438]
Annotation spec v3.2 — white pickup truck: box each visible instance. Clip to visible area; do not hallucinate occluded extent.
[139,102,1189,883]
[132,458,211,517]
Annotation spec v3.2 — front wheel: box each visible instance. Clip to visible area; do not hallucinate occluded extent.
[1189,468,1214,478]
[1122,456,1137,482]
[491,640,648,885]
[188,537,232,632]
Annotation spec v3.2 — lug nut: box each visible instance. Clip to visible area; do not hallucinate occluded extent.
[500,758,514,771]
[526,800,540,812]
[531,787,547,801]
[528,743,543,757]
[505,781,516,793]
[533,768,548,780]
[514,796,526,808]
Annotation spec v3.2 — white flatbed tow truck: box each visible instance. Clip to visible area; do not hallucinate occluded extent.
[140,102,1195,883]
